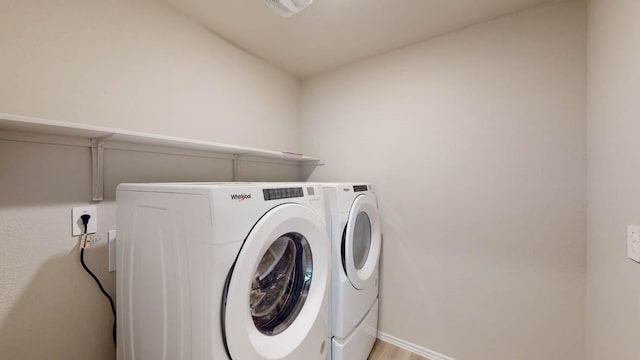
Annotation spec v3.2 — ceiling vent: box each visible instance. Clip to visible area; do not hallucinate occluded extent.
[264,0,313,18]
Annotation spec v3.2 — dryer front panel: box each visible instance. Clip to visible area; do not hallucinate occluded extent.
[222,203,330,360]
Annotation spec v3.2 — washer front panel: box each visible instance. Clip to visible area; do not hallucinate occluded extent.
[223,203,330,360]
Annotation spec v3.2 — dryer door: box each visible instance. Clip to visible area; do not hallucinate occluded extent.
[343,194,382,290]
[222,203,330,360]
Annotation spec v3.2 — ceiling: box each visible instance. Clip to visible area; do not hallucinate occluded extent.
[161,0,554,78]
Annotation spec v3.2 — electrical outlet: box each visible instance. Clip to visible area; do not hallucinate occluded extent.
[87,234,101,245]
[72,206,97,236]
[627,225,640,262]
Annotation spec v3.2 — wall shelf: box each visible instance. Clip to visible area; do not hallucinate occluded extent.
[0,113,321,201]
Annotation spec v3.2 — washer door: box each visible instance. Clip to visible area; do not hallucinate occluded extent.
[223,203,330,360]
[343,194,382,290]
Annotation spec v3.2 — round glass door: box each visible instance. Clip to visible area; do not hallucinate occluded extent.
[343,194,381,290]
[352,212,372,270]
[250,232,313,336]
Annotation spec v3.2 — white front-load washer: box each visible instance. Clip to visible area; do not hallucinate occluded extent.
[323,183,382,360]
[116,182,330,360]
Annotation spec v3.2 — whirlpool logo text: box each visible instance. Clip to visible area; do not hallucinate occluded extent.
[230,193,252,201]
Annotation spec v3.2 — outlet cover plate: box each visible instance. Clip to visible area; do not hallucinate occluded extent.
[72,206,97,236]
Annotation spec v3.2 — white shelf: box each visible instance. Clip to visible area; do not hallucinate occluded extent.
[0,113,321,201]
[0,113,319,162]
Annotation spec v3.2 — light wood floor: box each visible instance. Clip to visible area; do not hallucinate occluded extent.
[368,340,427,360]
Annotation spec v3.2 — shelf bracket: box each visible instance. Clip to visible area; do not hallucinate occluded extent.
[91,134,113,202]
[232,154,239,181]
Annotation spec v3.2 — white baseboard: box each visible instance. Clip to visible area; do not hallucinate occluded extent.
[376,331,456,360]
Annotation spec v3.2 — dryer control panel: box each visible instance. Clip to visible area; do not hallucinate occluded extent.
[352,184,370,192]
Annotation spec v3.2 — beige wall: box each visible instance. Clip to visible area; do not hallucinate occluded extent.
[0,0,300,152]
[0,1,602,360]
[0,1,301,359]
[300,2,587,359]
[586,1,640,359]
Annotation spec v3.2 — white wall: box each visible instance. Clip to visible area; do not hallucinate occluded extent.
[300,2,587,360]
[586,1,640,359]
[0,1,301,359]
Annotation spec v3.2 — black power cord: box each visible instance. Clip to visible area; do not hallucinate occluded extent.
[79,214,117,347]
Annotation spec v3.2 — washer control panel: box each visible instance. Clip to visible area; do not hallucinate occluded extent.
[262,187,304,201]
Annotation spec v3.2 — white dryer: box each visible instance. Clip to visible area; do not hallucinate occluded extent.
[116,182,330,360]
[323,183,382,360]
